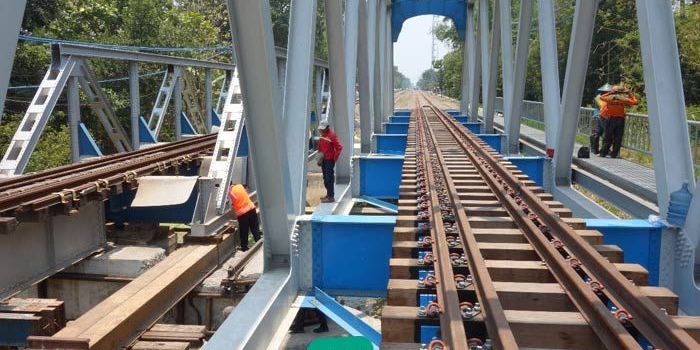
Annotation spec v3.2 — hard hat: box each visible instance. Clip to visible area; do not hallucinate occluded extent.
[318,120,329,130]
[597,83,613,92]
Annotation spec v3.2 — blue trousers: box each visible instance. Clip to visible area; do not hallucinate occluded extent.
[322,160,335,198]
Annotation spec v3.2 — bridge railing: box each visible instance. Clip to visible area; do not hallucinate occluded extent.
[495,97,700,172]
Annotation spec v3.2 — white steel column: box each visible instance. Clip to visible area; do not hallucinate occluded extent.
[636,0,696,216]
[538,0,561,153]
[226,0,292,261]
[384,9,393,120]
[0,0,26,121]
[478,0,491,126]
[345,0,359,127]
[373,0,386,133]
[283,0,317,216]
[483,0,501,134]
[315,67,324,117]
[205,68,213,132]
[324,0,351,182]
[174,73,183,140]
[506,0,534,155]
[554,0,598,186]
[67,77,81,163]
[460,36,469,114]
[499,0,514,131]
[129,62,140,149]
[468,4,481,122]
[358,0,375,153]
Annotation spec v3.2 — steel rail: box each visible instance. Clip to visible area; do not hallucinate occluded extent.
[423,94,699,349]
[416,100,519,349]
[414,101,468,348]
[0,135,216,217]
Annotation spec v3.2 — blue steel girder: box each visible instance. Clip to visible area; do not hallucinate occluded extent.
[391,0,468,42]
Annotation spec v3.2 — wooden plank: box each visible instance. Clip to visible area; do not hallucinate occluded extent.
[471,228,602,245]
[132,341,189,350]
[477,242,541,261]
[592,244,623,263]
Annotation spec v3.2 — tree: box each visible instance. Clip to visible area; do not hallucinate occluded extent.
[417,69,438,91]
[393,66,411,89]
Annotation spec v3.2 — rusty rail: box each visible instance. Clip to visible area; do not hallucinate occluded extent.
[420,92,699,349]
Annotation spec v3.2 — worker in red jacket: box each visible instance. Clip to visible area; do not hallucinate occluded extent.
[317,120,343,203]
[227,183,261,251]
[599,85,638,158]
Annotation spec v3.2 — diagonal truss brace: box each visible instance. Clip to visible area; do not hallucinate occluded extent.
[148,65,184,139]
[0,56,132,175]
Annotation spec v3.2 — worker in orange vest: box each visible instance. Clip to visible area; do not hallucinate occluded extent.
[227,184,261,251]
[599,85,639,158]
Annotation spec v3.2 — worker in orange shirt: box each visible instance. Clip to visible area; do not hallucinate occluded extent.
[227,183,261,251]
[598,85,638,158]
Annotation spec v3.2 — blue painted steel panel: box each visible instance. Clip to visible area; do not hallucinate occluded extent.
[419,293,437,307]
[180,112,198,135]
[584,219,664,285]
[311,215,396,295]
[139,116,157,144]
[504,156,545,187]
[391,115,410,123]
[211,108,221,127]
[420,325,441,345]
[476,133,504,153]
[462,122,483,134]
[78,122,103,157]
[453,115,469,123]
[359,155,404,198]
[394,110,411,116]
[313,288,381,347]
[0,313,39,346]
[375,134,407,155]
[446,110,459,116]
[384,122,409,134]
[106,179,200,224]
[391,0,467,42]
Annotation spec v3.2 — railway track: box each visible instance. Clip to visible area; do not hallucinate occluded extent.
[0,134,216,231]
[381,94,700,349]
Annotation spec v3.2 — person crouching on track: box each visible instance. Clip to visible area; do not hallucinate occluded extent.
[228,183,261,251]
[317,120,343,203]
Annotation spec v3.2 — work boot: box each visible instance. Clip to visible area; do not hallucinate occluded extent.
[321,197,335,203]
[313,325,329,333]
[590,135,599,154]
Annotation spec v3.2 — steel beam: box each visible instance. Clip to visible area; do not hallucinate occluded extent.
[324,0,351,183]
[499,0,514,134]
[467,4,481,123]
[478,0,491,128]
[67,77,81,163]
[174,72,183,140]
[205,69,213,132]
[506,0,534,155]
[374,0,387,133]
[345,0,360,126]
[483,0,501,134]
[0,201,106,301]
[0,0,26,121]
[384,12,394,120]
[283,0,318,216]
[59,44,233,70]
[129,63,140,149]
[226,0,293,261]
[554,0,598,186]
[538,0,561,155]
[359,0,376,153]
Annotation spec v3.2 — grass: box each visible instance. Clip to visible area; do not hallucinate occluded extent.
[573,184,632,219]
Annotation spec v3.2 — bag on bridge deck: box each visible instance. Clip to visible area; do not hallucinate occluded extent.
[577,146,590,159]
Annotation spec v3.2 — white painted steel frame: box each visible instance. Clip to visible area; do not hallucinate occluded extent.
[359,0,376,153]
[505,0,534,155]
[0,0,26,121]
[554,0,598,186]
[283,0,318,216]
[374,0,387,133]
[478,0,492,132]
[129,63,141,149]
[67,77,81,163]
[325,0,352,183]
[499,0,514,138]
[538,0,561,156]
[483,0,501,134]
[467,4,481,123]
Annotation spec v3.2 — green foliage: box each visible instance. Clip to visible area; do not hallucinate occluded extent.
[417,69,438,91]
[393,66,411,89]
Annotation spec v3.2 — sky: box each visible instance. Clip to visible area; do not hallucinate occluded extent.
[393,15,451,85]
